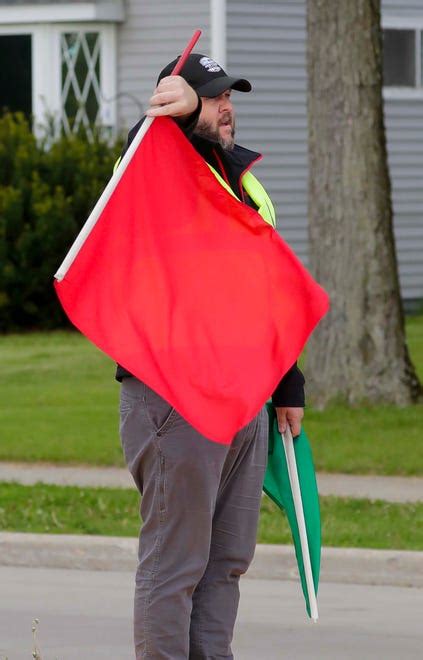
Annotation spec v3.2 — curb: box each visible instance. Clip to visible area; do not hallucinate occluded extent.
[0,532,421,588]
[251,544,423,588]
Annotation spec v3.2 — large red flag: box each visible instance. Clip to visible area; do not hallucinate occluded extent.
[55,117,329,444]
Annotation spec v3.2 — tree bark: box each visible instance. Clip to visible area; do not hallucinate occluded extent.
[306,0,421,406]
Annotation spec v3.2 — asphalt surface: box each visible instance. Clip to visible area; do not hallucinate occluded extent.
[0,566,421,660]
[1,461,422,502]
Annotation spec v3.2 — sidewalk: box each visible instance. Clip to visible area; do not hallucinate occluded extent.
[0,461,422,502]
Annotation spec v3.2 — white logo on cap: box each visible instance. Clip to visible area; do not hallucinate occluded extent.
[199,57,221,73]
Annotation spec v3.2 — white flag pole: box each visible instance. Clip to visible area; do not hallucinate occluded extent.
[54,29,202,282]
[54,116,154,281]
[282,425,319,622]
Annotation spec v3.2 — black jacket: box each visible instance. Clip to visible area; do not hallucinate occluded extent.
[116,107,305,408]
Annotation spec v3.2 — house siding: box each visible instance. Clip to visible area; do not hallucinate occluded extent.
[384,99,423,299]
[228,0,423,299]
[381,0,423,299]
[382,0,423,19]
[227,0,308,262]
[116,0,210,133]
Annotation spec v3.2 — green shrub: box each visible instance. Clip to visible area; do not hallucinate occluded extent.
[0,112,124,330]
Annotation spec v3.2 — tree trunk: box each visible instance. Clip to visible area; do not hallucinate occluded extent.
[306,0,421,406]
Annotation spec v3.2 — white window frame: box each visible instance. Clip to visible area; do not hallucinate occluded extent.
[382,16,423,100]
[57,22,117,132]
[0,21,117,134]
[0,2,124,24]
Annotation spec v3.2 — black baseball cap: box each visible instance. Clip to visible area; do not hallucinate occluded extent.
[157,53,252,97]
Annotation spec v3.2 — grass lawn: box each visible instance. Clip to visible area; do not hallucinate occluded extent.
[0,482,421,551]
[0,331,121,466]
[0,317,422,474]
[305,314,423,475]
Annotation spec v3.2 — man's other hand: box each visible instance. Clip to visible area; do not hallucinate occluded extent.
[275,406,304,438]
[146,76,198,118]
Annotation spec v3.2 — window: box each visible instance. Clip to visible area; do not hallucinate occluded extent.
[61,31,102,135]
[383,27,423,89]
[0,23,117,136]
[0,34,32,116]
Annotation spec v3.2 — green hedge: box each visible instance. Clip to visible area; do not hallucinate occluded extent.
[0,113,124,330]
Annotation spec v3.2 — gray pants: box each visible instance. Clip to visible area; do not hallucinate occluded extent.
[119,377,268,659]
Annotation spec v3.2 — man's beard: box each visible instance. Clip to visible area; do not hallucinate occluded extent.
[194,114,235,151]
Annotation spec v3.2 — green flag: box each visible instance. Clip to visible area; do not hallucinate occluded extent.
[263,402,321,618]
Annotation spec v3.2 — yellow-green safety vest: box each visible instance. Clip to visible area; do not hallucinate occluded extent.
[113,156,276,229]
[206,163,276,228]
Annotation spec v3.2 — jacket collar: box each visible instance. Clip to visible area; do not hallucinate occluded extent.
[191,134,262,182]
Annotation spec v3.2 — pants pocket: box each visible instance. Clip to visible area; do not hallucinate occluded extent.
[143,383,176,436]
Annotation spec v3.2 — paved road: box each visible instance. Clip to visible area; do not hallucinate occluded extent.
[0,566,421,659]
[1,461,422,502]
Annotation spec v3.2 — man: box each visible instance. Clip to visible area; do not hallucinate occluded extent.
[118,53,305,659]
